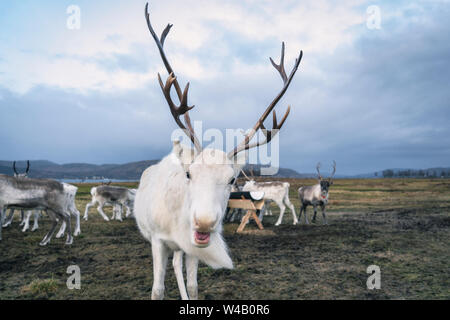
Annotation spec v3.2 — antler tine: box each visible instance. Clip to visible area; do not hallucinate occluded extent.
[145,2,201,152]
[160,23,173,48]
[269,42,288,83]
[316,162,322,180]
[240,169,251,181]
[243,106,291,150]
[26,160,30,174]
[228,43,303,158]
[13,161,18,175]
[329,160,336,181]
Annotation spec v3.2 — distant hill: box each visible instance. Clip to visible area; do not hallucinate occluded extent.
[240,164,313,179]
[0,160,305,181]
[0,160,159,180]
[1,160,448,180]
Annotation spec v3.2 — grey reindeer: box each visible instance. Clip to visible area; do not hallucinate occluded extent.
[84,185,136,222]
[298,161,336,225]
[0,174,76,245]
[2,161,41,232]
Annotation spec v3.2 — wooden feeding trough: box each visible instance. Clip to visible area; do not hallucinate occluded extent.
[227,191,265,233]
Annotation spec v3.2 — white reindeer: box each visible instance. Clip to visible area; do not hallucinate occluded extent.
[242,179,297,226]
[84,185,136,221]
[55,183,81,238]
[134,2,303,300]
[298,161,336,225]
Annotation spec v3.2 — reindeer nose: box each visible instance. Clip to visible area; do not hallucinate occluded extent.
[194,215,217,232]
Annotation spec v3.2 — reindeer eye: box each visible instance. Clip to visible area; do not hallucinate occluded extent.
[186,171,191,180]
[229,178,236,185]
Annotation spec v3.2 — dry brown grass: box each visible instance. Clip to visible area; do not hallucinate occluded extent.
[0,178,449,299]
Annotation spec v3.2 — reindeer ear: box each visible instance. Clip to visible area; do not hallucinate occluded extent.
[172,139,195,172]
[172,140,183,158]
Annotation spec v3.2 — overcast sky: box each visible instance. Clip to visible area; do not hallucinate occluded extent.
[0,0,449,175]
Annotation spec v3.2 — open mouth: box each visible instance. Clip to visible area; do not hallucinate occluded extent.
[194,231,211,245]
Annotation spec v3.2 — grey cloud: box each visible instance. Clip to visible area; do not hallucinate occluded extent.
[1,2,449,175]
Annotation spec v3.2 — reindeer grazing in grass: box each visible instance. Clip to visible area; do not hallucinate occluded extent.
[134,2,303,300]
[84,185,136,221]
[2,161,41,232]
[0,175,78,245]
[298,161,336,225]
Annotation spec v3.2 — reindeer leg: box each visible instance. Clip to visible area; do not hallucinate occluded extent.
[3,208,15,227]
[64,212,73,245]
[19,209,26,226]
[186,254,199,300]
[298,204,303,224]
[303,205,309,224]
[72,205,81,236]
[321,204,328,225]
[274,200,286,226]
[56,219,66,238]
[83,201,95,221]
[284,196,297,225]
[125,203,132,218]
[31,210,39,231]
[111,204,117,220]
[40,210,59,246]
[312,205,317,223]
[97,203,110,221]
[116,204,123,221]
[151,239,169,300]
[173,250,189,300]
[22,211,32,232]
[230,209,237,222]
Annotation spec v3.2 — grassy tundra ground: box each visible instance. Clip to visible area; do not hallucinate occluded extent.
[0,179,449,299]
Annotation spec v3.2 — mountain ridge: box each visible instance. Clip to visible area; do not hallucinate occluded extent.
[1,160,449,180]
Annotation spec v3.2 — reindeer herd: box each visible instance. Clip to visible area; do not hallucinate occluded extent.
[1,2,340,300]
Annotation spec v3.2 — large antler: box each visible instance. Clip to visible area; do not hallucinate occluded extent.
[12,161,18,175]
[25,160,30,174]
[316,162,322,180]
[228,42,303,158]
[145,2,202,152]
[329,160,336,182]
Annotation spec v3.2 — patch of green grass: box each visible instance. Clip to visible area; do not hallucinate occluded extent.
[21,278,60,298]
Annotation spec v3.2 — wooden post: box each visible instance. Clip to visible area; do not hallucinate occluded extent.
[228,198,265,233]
